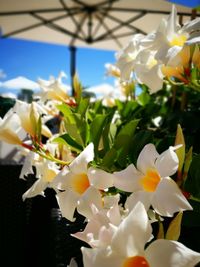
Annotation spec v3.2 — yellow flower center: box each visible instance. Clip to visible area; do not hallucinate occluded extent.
[122,256,150,267]
[170,34,187,47]
[71,173,90,195]
[140,169,161,192]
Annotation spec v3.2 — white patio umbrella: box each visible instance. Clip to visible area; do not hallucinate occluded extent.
[0,0,198,93]
[0,76,40,90]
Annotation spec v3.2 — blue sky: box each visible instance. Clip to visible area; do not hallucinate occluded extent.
[0,37,117,93]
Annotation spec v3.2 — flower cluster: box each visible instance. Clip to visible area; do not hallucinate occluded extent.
[116,5,200,94]
[1,5,200,267]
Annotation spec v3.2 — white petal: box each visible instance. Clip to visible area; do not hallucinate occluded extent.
[125,191,152,212]
[113,164,142,192]
[22,179,47,200]
[51,166,71,190]
[112,202,152,257]
[166,5,179,39]
[77,186,102,220]
[182,17,200,34]
[152,177,192,217]
[19,151,36,179]
[155,146,179,177]
[82,247,123,267]
[137,144,159,174]
[135,64,164,94]
[88,167,114,190]
[145,239,200,267]
[56,189,79,221]
[107,201,121,226]
[69,143,94,174]
[67,258,78,267]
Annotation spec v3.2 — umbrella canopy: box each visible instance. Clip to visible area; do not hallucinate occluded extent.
[0,0,197,51]
[0,0,198,94]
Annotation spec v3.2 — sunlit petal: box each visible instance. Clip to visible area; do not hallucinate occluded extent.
[69,143,94,174]
[82,247,123,267]
[56,189,79,221]
[22,179,47,200]
[125,191,152,212]
[155,146,179,177]
[113,164,142,192]
[137,144,159,174]
[152,177,192,217]
[88,167,114,190]
[77,186,102,219]
[112,202,152,257]
[145,239,200,267]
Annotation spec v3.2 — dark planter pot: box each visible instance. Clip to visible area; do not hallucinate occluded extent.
[0,165,200,267]
[0,165,87,267]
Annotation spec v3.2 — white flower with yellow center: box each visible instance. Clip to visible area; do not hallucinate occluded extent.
[53,143,114,221]
[113,143,192,217]
[141,5,200,65]
[82,202,200,267]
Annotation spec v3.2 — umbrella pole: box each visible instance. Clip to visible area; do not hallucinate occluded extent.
[69,45,76,96]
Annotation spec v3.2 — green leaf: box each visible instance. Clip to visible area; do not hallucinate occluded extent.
[52,134,82,152]
[165,212,183,241]
[36,115,42,143]
[184,154,200,199]
[101,148,118,169]
[56,103,74,121]
[113,119,139,167]
[76,97,89,117]
[130,130,153,163]
[73,113,89,147]
[90,114,107,153]
[137,90,150,106]
[157,221,165,239]
[73,73,82,104]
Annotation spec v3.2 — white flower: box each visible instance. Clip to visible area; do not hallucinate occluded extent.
[116,34,144,81]
[22,159,60,200]
[52,143,114,221]
[82,202,200,267]
[72,194,121,248]
[141,5,200,64]
[0,109,22,145]
[13,100,52,138]
[134,50,164,94]
[113,143,192,217]
[36,71,71,102]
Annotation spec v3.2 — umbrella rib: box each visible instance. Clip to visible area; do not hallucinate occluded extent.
[70,12,89,46]
[1,13,71,38]
[93,0,115,37]
[31,12,86,42]
[103,7,200,17]
[59,0,86,39]
[94,14,122,48]
[94,11,147,42]
[0,8,80,16]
